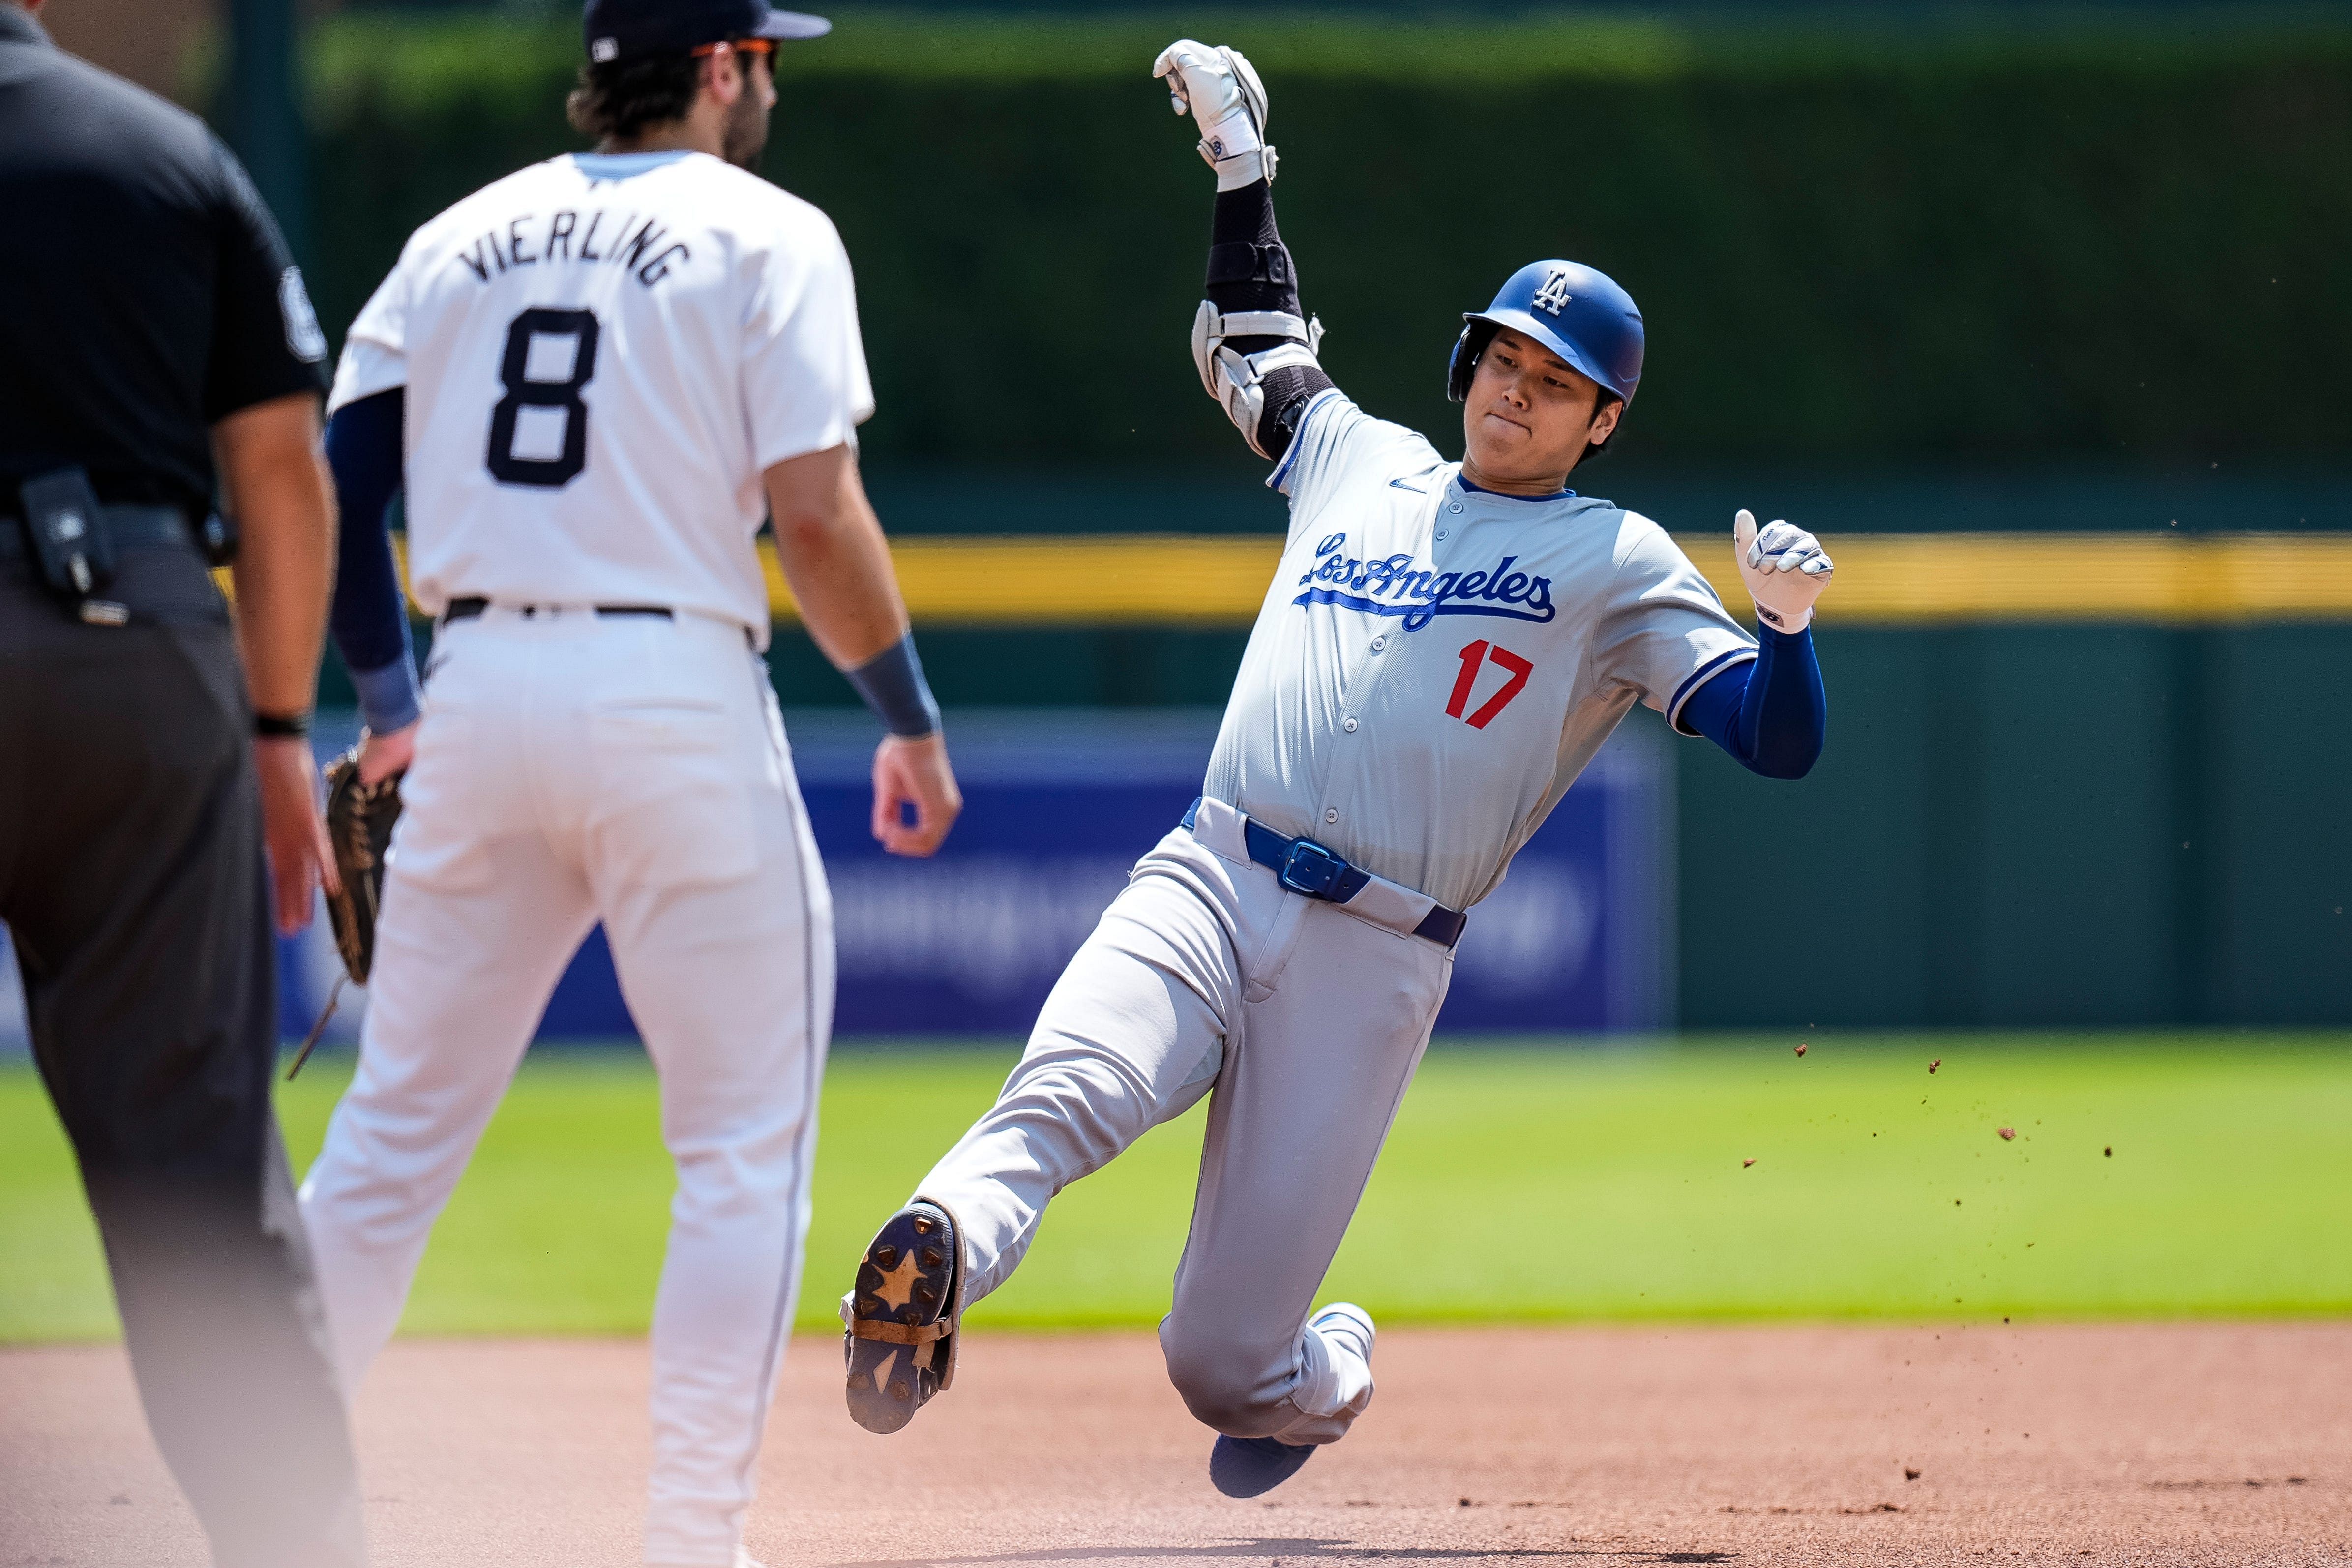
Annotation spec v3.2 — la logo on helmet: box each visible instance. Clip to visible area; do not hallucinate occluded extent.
[1531,266,1574,315]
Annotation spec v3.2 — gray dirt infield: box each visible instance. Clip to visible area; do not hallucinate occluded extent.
[2,1323,2347,1567]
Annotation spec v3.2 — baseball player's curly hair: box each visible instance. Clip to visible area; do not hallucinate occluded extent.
[566,54,702,141]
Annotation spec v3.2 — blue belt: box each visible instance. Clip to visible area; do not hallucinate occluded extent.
[1181,799,1468,949]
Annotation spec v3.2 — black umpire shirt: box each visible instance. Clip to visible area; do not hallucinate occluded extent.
[0,4,325,524]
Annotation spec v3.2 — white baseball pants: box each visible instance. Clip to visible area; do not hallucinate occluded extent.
[917,801,1453,1446]
[297,605,833,1568]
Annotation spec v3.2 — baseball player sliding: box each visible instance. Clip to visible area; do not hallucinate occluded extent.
[298,3,960,1564]
[840,41,1833,1498]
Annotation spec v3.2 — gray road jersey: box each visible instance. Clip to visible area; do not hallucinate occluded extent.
[1201,391,1757,913]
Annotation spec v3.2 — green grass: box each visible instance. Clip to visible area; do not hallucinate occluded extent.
[4,1036,2348,1343]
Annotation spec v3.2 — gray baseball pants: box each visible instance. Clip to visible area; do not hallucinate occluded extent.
[917,802,1453,1445]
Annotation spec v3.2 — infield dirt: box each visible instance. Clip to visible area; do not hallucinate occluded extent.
[4,1323,2347,1567]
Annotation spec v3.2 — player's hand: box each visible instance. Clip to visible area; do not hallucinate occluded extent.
[255,735,337,932]
[357,720,417,787]
[871,732,962,858]
[1152,39,1274,190]
[1733,508,1833,635]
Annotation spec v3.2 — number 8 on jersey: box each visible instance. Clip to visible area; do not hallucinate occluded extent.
[487,307,600,489]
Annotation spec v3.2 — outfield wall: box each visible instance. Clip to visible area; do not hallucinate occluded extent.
[0,712,1670,1052]
[9,631,2343,1045]
[295,523,2352,1034]
[762,623,2345,1032]
[1681,623,2352,1029]
[410,532,2352,1031]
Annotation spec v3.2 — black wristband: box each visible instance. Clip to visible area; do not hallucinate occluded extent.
[843,633,941,739]
[253,709,312,739]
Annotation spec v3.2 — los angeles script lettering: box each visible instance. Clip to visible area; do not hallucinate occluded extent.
[1294,534,1555,632]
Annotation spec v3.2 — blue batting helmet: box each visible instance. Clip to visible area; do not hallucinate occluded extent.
[1446,260,1644,407]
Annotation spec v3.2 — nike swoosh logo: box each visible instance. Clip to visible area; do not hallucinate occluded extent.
[1388,478,1428,493]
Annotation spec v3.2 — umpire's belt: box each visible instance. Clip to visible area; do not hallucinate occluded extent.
[1181,796,1467,950]
[0,505,190,560]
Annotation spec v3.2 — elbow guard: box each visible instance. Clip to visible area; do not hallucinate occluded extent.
[1191,303,1326,459]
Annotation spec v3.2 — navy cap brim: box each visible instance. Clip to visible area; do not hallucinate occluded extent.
[756,9,832,40]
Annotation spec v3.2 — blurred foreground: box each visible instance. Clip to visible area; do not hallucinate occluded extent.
[5,1037,2348,1342]
[5,1323,2346,1567]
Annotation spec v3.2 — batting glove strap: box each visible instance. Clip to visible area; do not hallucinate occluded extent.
[1204,308,1323,345]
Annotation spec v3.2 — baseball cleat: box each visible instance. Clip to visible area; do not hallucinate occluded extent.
[843,1201,959,1434]
[1210,1435,1316,1498]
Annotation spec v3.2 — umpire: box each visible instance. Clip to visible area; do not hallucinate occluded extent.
[0,2,365,1565]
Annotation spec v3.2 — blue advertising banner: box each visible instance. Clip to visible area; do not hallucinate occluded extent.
[0,708,1674,1056]
[802,711,1672,1035]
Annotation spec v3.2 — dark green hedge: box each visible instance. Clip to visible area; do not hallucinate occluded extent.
[305,8,2352,469]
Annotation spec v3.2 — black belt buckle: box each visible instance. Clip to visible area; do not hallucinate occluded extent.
[1277,836,1350,899]
[18,467,114,604]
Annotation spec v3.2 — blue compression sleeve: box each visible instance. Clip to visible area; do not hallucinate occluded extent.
[323,388,422,734]
[1677,622,1826,779]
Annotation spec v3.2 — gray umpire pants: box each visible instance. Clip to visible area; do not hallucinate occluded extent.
[917,804,1453,1445]
[0,539,365,1568]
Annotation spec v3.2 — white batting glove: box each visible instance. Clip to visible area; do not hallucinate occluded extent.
[1152,39,1275,191]
[1733,508,1833,634]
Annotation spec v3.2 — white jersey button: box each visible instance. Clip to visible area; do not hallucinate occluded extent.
[1369,636,1386,652]
[1435,528,1449,541]
[1343,717,1358,732]
[1449,502,1464,514]
[1324,808,1340,824]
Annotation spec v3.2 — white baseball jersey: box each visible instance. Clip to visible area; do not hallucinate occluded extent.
[328,149,873,646]
[1202,390,1756,913]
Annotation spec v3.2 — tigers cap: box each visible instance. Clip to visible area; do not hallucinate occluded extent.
[584,0,830,64]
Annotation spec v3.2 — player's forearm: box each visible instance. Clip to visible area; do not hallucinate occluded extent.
[217,391,335,719]
[323,389,423,734]
[768,449,942,738]
[766,445,913,668]
[1681,625,1827,779]
[1202,180,1334,460]
[1208,179,1302,339]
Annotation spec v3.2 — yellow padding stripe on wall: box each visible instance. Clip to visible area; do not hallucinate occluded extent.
[1738,533,2352,625]
[782,533,2352,626]
[761,534,1280,628]
[385,533,2352,627]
